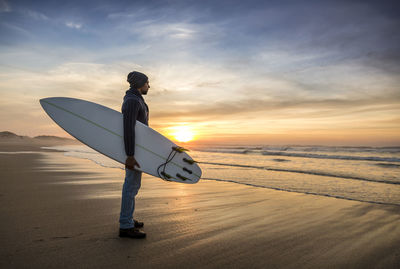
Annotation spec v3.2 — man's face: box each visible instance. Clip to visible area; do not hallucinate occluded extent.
[139,81,150,95]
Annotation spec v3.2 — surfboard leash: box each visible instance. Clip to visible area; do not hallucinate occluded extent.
[157,148,178,181]
[157,146,193,182]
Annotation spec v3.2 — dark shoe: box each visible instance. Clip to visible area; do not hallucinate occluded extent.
[134,219,144,228]
[119,228,146,239]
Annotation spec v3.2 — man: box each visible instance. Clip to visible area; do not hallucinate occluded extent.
[119,71,150,239]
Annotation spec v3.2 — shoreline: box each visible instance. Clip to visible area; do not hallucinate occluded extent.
[5,145,400,207]
[1,147,400,268]
[23,142,400,207]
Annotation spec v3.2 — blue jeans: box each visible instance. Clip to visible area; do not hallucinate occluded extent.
[119,168,142,229]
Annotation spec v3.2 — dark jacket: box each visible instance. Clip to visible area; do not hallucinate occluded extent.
[122,88,149,156]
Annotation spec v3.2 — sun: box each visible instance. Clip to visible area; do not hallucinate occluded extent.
[171,126,195,142]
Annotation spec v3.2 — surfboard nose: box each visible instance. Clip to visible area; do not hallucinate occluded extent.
[39,98,45,107]
[39,98,49,112]
[39,97,53,110]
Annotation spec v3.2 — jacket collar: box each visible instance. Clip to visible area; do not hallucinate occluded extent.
[126,87,144,101]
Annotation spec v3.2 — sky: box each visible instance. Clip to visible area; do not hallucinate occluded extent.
[0,0,399,146]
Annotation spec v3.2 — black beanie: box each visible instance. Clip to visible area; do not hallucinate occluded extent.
[127,71,148,89]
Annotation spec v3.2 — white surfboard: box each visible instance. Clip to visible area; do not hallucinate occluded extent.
[40,97,201,184]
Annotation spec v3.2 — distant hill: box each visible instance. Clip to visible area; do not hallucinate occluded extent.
[34,135,73,141]
[0,131,77,144]
[0,131,26,139]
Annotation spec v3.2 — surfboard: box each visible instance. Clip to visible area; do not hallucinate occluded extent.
[39,97,201,184]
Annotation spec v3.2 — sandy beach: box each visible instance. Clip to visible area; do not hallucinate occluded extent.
[1,143,400,268]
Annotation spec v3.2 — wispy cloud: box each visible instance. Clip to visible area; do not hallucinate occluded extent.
[0,22,32,38]
[148,94,400,122]
[24,9,49,20]
[65,21,82,29]
[0,0,11,12]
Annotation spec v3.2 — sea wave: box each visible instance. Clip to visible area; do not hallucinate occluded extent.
[41,146,98,154]
[260,151,400,162]
[63,152,124,170]
[201,177,400,206]
[199,161,400,185]
[194,148,255,154]
[193,146,400,162]
[194,145,400,154]
[375,163,400,168]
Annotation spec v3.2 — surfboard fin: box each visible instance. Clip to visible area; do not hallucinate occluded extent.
[183,158,197,165]
[160,171,172,180]
[172,146,189,153]
[176,173,191,181]
[182,167,192,174]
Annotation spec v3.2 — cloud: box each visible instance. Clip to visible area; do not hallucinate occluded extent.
[24,9,49,20]
[65,21,82,29]
[111,20,200,42]
[0,0,11,12]
[0,0,399,144]
[106,4,225,49]
[148,94,400,121]
[0,22,32,39]
[1,57,391,128]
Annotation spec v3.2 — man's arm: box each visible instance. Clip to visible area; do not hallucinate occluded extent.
[125,156,140,170]
[123,99,141,170]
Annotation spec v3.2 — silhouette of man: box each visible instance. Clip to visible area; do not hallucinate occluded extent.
[119,71,150,239]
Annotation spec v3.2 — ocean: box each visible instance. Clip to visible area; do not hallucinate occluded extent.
[42,144,400,206]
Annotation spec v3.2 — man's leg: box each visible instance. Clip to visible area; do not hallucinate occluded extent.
[119,168,142,229]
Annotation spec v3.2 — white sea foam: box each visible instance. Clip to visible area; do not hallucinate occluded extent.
[41,145,123,170]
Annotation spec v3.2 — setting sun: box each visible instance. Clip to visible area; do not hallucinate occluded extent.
[170,126,195,142]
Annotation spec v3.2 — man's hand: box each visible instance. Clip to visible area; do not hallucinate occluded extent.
[125,156,141,170]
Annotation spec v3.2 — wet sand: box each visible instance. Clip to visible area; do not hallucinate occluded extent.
[1,147,400,268]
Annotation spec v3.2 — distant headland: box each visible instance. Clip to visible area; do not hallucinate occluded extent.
[0,131,79,151]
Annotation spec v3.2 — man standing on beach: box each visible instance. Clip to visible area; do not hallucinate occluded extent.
[119,71,150,239]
